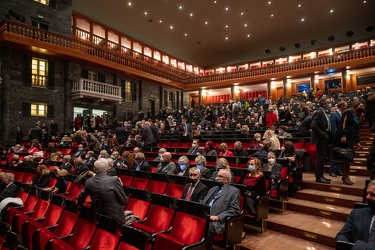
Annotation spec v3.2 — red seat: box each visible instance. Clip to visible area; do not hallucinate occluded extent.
[13,172,25,182]
[119,175,133,187]
[21,173,35,183]
[147,179,168,194]
[48,218,96,250]
[269,166,289,201]
[47,178,57,188]
[165,183,184,199]
[293,142,305,150]
[117,225,152,250]
[6,194,39,226]
[34,209,78,250]
[126,198,150,220]
[131,177,149,190]
[58,182,83,201]
[13,197,50,234]
[86,228,118,250]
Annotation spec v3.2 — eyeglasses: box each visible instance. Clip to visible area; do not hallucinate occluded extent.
[189,174,198,177]
[216,175,229,179]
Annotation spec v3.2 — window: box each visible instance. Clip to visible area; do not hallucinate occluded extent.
[88,71,98,81]
[31,103,47,117]
[164,90,176,109]
[121,80,137,102]
[32,58,47,87]
[33,0,49,5]
[31,20,49,30]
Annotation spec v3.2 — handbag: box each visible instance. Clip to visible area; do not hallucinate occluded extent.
[332,147,354,163]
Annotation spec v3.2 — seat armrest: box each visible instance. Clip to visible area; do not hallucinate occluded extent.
[182,238,206,250]
[336,240,355,250]
[224,211,245,246]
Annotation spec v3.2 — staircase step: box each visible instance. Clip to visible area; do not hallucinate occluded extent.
[352,158,368,166]
[267,212,344,248]
[287,198,352,222]
[324,165,370,177]
[296,189,362,208]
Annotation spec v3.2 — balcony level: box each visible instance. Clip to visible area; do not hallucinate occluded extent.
[71,78,122,104]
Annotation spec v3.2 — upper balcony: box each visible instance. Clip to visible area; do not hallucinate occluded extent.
[71,78,122,103]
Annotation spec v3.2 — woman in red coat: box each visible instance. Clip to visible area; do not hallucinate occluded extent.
[265,107,277,127]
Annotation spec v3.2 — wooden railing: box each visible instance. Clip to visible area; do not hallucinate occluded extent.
[71,78,122,102]
[1,19,375,86]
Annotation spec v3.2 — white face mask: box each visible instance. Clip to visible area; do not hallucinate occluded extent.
[256,138,261,142]
[192,143,197,148]
[268,158,276,165]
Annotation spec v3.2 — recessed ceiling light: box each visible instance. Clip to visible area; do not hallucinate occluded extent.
[241,12,244,15]
[128,2,132,6]
[247,34,251,37]
[225,25,229,28]
[225,37,229,40]
[144,12,147,15]
[170,26,173,29]
[244,24,247,27]
[298,4,301,7]
[330,9,334,13]
[179,6,182,10]
[185,33,187,36]
[159,20,162,23]
[271,14,274,17]
[268,1,271,5]
[214,0,217,3]
[301,18,305,21]
[225,7,229,11]
[363,0,367,3]
[190,13,193,17]
[205,21,208,25]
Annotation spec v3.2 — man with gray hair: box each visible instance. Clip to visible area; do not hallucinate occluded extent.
[78,158,127,223]
[180,167,208,202]
[156,152,176,175]
[0,173,19,202]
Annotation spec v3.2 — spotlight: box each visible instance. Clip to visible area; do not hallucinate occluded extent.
[294,43,301,48]
[310,39,317,45]
[366,26,374,32]
[279,46,285,51]
[328,35,335,41]
[346,31,354,37]
[265,49,271,54]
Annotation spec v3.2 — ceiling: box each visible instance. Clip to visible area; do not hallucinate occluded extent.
[73,0,375,69]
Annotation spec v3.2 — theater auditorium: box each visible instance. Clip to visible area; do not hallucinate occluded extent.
[0,0,375,249]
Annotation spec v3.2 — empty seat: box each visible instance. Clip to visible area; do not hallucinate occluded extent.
[117,225,152,250]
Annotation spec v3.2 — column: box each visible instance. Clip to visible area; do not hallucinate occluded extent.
[282,78,287,97]
[342,70,347,92]
[311,74,315,89]
[198,89,202,106]
[230,85,234,100]
[138,80,142,111]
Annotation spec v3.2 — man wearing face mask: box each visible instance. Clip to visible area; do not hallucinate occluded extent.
[262,151,282,190]
[202,169,240,250]
[134,153,150,172]
[187,139,203,155]
[252,139,272,161]
[233,141,249,157]
[336,180,375,249]
[156,152,176,175]
[311,97,332,184]
[180,167,208,202]
[277,126,293,139]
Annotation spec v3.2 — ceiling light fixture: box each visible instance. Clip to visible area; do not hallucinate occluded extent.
[298,4,301,7]
[346,31,354,37]
[225,25,229,28]
[144,12,147,15]
[190,13,193,16]
[179,6,182,10]
[159,20,162,23]
[241,12,244,15]
[271,14,274,17]
[128,2,132,6]
[363,0,367,3]
[205,21,208,25]
[225,37,229,40]
[366,26,374,32]
[225,7,229,11]
[330,9,334,13]
[279,46,285,51]
[244,24,247,27]
[328,35,335,41]
[214,1,217,3]
[170,26,173,30]
[268,1,271,5]
[185,33,187,36]
[310,39,317,45]
[247,34,250,37]
[265,49,271,54]
[301,18,305,22]
[294,43,301,48]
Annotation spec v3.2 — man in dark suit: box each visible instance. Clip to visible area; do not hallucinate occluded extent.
[134,152,151,172]
[140,121,156,148]
[70,157,90,176]
[311,97,332,184]
[233,141,249,157]
[202,169,241,250]
[0,173,19,202]
[329,101,347,177]
[29,123,42,142]
[178,118,192,142]
[336,180,375,249]
[187,139,203,155]
[77,159,128,224]
[181,167,208,202]
[84,151,97,169]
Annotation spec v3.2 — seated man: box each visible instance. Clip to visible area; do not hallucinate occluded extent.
[277,126,293,139]
[187,139,203,155]
[252,139,272,161]
[156,152,176,175]
[134,152,150,172]
[0,173,19,202]
[202,169,241,250]
[181,167,208,203]
[233,141,249,157]
[336,180,375,249]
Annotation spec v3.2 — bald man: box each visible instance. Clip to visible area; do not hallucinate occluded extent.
[156,152,176,175]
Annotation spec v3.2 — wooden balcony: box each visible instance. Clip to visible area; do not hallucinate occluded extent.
[71,78,122,103]
[1,19,375,91]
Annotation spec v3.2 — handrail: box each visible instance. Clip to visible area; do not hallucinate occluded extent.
[1,19,375,86]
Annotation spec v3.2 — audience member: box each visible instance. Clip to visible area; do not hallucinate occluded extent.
[175,156,190,177]
[28,164,51,188]
[134,152,150,171]
[156,152,176,174]
[0,173,19,202]
[180,167,208,202]
[218,143,234,157]
[203,141,217,156]
[248,133,263,150]
[195,155,212,179]
[233,141,249,157]
[210,158,234,183]
[43,169,68,194]
[187,139,203,155]
[252,139,272,161]
[262,151,282,190]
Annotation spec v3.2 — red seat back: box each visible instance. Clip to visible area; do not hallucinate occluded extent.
[126,198,149,220]
[21,173,35,183]
[144,204,174,231]
[88,229,118,250]
[165,183,184,199]
[119,175,133,187]
[131,177,149,190]
[169,212,207,245]
[54,210,79,237]
[17,191,29,203]
[67,218,96,249]
[147,180,167,194]
[280,167,289,180]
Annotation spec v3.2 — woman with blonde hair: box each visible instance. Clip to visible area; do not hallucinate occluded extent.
[27,164,51,188]
[210,157,234,182]
[218,143,234,157]
[263,129,280,150]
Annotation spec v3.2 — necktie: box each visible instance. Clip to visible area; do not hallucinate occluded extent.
[368,219,375,242]
[185,184,194,200]
[206,186,221,206]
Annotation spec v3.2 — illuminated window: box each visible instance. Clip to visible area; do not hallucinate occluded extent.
[31,103,47,117]
[88,71,98,81]
[31,58,47,87]
[33,0,49,6]
[122,80,137,102]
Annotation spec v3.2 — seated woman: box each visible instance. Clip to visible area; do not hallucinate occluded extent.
[218,143,234,157]
[194,155,212,179]
[262,151,282,190]
[210,157,234,183]
[27,164,51,188]
[28,142,40,155]
[279,141,297,163]
[43,169,68,194]
[243,157,266,215]
[53,151,64,162]
[263,130,281,150]
[202,140,217,156]
[174,155,190,177]
[248,133,263,150]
